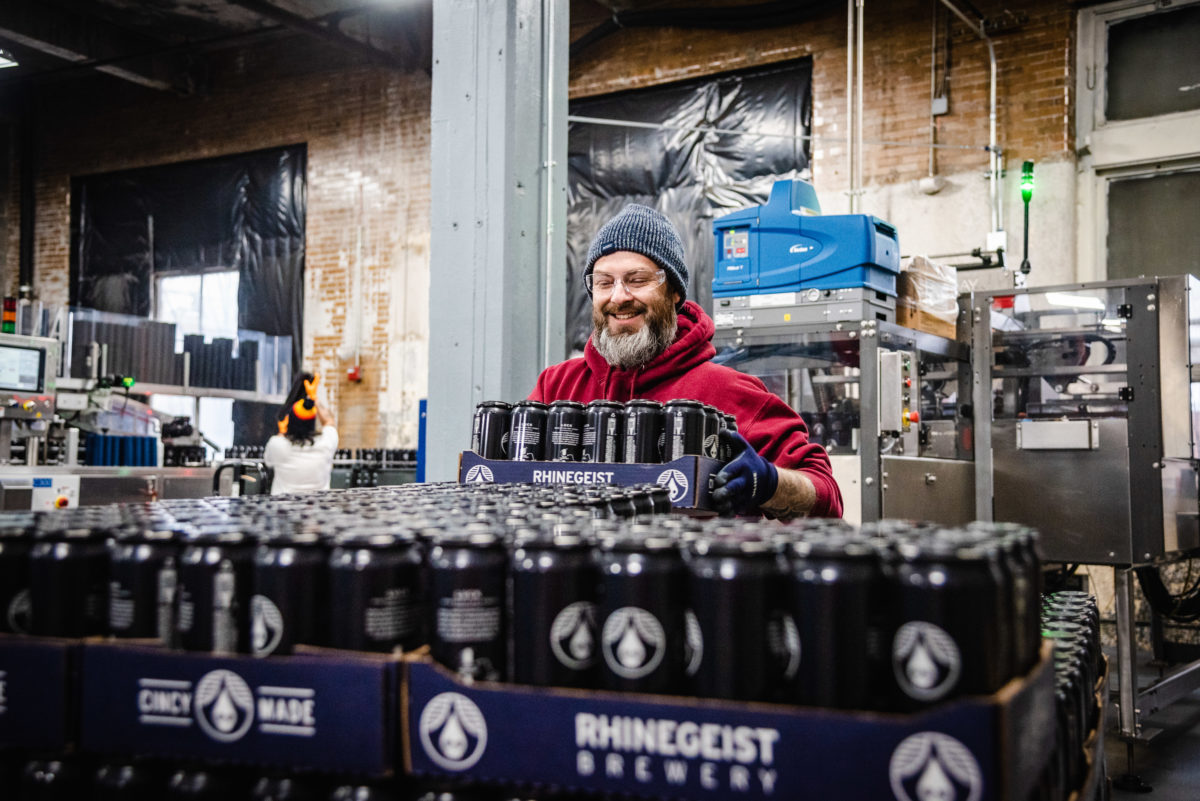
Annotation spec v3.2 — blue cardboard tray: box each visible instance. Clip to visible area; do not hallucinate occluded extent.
[0,634,79,751]
[458,452,722,511]
[402,645,1055,801]
[79,641,400,776]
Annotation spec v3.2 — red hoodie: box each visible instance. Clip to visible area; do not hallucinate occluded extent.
[529,301,843,518]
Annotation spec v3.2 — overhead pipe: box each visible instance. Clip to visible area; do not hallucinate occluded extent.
[938,0,1001,235]
[18,91,34,299]
[846,0,856,212]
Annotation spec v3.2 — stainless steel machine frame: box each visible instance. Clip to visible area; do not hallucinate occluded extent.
[715,319,974,525]
[967,276,1200,741]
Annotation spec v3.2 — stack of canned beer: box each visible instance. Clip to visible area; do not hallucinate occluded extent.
[0,483,670,658]
[1039,591,1105,801]
[472,399,733,463]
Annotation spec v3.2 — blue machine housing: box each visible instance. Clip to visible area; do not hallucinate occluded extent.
[712,179,901,297]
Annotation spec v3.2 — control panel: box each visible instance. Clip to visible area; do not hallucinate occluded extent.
[0,333,59,421]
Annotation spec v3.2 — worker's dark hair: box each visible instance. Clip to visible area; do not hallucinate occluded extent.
[278,371,318,446]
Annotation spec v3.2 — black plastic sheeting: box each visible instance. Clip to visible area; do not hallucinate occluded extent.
[566,58,812,352]
[69,145,306,370]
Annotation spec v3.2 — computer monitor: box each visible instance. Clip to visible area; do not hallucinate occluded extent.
[0,343,45,393]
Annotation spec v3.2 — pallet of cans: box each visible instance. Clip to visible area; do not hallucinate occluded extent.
[404,518,1058,801]
[0,483,673,778]
[1041,591,1108,801]
[466,399,728,510]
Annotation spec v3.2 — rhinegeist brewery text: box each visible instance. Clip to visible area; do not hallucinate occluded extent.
[574,712,781,794]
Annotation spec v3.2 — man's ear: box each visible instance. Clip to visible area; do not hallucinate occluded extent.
[669,288,682,307]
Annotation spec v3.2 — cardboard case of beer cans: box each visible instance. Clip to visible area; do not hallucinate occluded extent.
[401,643,1056,801]
[458,452,723,511]
[0,634,79,751]
[78,641,401,776]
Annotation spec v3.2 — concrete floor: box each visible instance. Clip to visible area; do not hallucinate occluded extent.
[1104,657,1200,800]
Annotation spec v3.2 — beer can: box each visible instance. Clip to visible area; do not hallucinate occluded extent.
[508,401,548,461]
[702,405,722,459]
[596,532,685,693]
[250,774,326,801]
[684,534,789,701]
[0,519,33,634]
[429,525,508,680]
[328,530,424,652]
[21,758,84,798]
[547,400,586,462]
[883,536,1009,710]
[252,531,329,656]
[662,399,706,461]
[509,530,600,688]
[94,761,163,801]
[29,525,110,637]
[176,527,255,654]
[787,535,882,709]
[582,400,624,463]
[721,414,738,460]
[471,401,511,460]
[623,399,664,464]
[107,526,180,641]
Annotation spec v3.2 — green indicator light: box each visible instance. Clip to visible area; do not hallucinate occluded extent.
[122,376,136,389]
[1021,160,1034,203]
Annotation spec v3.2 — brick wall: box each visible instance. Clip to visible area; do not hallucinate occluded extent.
[3,38,431,449]
[569,0,1075,189]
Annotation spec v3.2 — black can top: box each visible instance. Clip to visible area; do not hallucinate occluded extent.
[586,399,624,410]
[186,527,251,546]
[664,399,704,409]
[791,534,878,561]
[626,399,664,410]
[333,530,416,549]
[894,535,994,564]
[513,400,548,411]
[689,533,774,557]
[599,531,678,553]
[549,400,585,410]
[433,525,503,549]
[477,400,512,410]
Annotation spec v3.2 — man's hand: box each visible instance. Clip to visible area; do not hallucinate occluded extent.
[710,430,778,516]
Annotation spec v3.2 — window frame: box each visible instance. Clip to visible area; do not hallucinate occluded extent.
[1076,0,1200,280]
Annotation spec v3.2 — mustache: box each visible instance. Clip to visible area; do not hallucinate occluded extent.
[601,299,647,315]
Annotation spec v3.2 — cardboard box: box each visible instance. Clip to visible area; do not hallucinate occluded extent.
[0,634,79,751]
[79,641,400,776]
[402,644,1056,801]
[897,255,959,339]
[459,452,723,511]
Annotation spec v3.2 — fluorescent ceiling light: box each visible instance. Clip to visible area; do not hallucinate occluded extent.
[0,49,18,69]
[1045,292,1106,311]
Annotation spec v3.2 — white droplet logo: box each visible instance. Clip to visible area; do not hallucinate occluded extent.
[193,669,254,743]
[888,732,982,801]
[892,622,961,701]
[464,465,494,483]
[655,469,690,503]
[549,601,597,670]
[418,692,488,771]
[250,594,284,657]
[684,609,704,677]
[602,607,665,679]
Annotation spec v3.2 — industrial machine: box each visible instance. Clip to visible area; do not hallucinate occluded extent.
[968,276,1200,743]
[712,179,901,330]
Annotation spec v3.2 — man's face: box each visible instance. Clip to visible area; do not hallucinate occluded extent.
[590,251,681,368]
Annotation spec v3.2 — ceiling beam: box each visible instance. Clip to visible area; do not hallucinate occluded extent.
[0,0,191,93]
[227,0,406,69]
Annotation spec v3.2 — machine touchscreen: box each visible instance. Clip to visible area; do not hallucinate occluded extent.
[0,344,44,392]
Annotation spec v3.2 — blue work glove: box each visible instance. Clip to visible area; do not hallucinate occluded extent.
[710,430,778,516]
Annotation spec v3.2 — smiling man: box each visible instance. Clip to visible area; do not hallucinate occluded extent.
[529,204,842,519]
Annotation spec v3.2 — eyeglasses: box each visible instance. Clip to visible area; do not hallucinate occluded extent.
[586,269,667,296]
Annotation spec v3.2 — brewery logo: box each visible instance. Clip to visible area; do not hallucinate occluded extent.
[418,692,488,771]
[684,609,703,677]
[500,432,509,457]
[7,588,30,634]
[655,469,689,504]
[888,732,982,801]
[250,595,285,657]
[768,612,802,681]
[704,433,720,458]
[550,601,598,670]
[464,465,494,483]
[602,607,665,679]
[892,621,961,701]
[194,669,255,743]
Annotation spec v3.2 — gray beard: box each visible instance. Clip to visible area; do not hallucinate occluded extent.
[593,316,678,370]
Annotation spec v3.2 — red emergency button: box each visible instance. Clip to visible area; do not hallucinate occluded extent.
[907,410,920,423]
[54,496,70,508]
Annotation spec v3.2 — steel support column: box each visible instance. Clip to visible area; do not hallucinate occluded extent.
[426,0,568,482]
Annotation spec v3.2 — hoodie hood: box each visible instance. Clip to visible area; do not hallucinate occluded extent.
[583,300,716,401]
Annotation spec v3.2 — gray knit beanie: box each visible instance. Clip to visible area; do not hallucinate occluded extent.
[585,204,689,306]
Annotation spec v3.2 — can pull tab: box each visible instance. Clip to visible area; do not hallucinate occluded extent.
[924,473,937,486]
